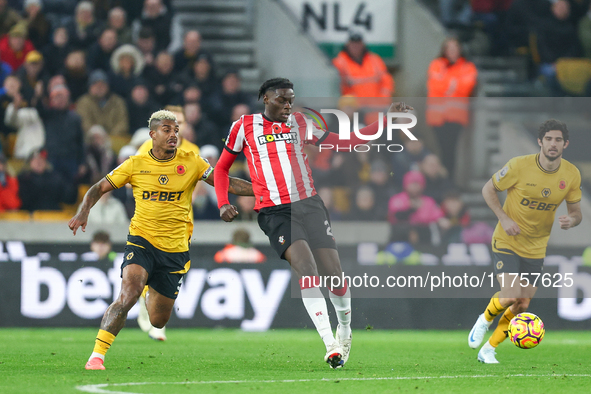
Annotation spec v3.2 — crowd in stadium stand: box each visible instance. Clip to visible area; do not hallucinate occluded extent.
[0,0,500,248]
[438,0,591,95]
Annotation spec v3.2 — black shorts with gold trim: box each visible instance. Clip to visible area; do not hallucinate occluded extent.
[492,245,544,277]
[121,235,190,299]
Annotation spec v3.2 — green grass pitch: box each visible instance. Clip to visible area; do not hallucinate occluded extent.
[1,328,590,393]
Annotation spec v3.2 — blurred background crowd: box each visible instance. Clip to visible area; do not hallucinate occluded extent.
[1,0,589,249]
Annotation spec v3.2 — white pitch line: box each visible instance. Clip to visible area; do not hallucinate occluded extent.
[76,374,591,394]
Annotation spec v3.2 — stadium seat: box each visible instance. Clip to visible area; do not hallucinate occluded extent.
[31,210,73,221]
[555,58,591,96]
[0,210,31,221]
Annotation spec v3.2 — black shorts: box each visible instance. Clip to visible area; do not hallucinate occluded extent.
[257,194,337,260]
[121,235,190,299]
[492,248,544,277]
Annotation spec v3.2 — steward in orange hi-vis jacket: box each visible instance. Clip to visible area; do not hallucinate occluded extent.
[426,38,478,180]
[332,33,394,98]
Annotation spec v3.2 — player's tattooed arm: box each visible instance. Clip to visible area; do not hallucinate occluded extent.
[559,202,582,230]
[204,171,254,196]
[68,178,114,235]
[228,177,254,196]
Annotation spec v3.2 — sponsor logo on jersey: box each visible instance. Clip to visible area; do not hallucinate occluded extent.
[519,198,558,211]
[142,191,184,201]
[257,132,298,145]
[559,180,566,190]
[541,188,551,198]
[176,165,186,175]
[158,174,169,185]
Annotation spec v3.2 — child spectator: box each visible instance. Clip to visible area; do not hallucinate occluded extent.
[388,170,446,245]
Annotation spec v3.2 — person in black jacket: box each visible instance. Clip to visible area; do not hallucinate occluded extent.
[18,148,77,211]
[37,83,85,182]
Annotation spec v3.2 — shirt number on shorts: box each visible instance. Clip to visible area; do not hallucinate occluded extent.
[324,220,334,237]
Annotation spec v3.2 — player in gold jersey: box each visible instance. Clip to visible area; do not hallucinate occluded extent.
[468,119,582,363]
[135,105,199,341]
[68,110,252,370]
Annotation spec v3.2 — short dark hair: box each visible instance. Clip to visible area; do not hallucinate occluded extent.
[538,119,569,141]
[258,78,293,100]
[92,231,111,244]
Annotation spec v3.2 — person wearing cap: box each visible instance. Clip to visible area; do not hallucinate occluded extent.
[15,50,48,104]
[0,152,22,212]
[76,69,129,136]
[0,21,36,71]
[387,170,446,245]
[23,0,51,50]
[0,0,21,37]
[332,32,394,98]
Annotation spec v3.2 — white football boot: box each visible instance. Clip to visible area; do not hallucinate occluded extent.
[148,326,167,341]
[335,324,351,367]
[324,341,344,369]
[468,313,492,349]
[477,341,499,364]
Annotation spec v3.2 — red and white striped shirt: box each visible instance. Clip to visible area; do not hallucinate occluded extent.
[224,112,326,210]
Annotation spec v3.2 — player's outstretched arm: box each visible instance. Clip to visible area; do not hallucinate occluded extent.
[559,202,582,230]
[204,173,253,196]
[68,178,114,235]
[213,149,241,222]
[482,179,520,236]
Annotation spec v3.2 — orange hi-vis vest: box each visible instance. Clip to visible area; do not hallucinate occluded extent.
[333,50,395,97]
[426,57,477,127]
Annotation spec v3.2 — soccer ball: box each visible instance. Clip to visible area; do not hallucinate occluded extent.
[508,313,545,349]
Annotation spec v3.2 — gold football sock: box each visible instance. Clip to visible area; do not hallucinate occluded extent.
[141,285,149,298]
[489,308,515,347]
[92,329,116,356]
[483,291,506,322]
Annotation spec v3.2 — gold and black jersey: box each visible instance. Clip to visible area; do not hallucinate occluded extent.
[491,153,582,259]
[106,149,212,253]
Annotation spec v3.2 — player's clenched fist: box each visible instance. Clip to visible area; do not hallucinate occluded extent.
[219,204,239,222]
[500,217,521,236]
